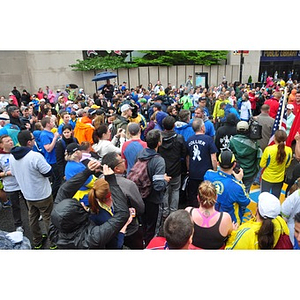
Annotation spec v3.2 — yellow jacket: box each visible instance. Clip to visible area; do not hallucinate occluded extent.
[260,144,292,183]
[225,216,289,249]
[212,99,230,119]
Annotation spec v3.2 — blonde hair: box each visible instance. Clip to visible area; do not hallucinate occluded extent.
[198,181,217,209]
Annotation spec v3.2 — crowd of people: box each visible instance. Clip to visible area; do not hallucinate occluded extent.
[1,73,300,250]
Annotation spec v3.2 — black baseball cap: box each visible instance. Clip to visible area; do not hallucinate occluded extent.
[218,150,236,169]
[66,143,84,155]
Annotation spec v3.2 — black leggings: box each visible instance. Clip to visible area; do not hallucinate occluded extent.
[261,179,283,199]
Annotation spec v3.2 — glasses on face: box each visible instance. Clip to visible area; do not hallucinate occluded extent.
[29,137,35,141]
[115,158,125,167]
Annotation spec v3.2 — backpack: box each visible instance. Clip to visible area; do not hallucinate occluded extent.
[248,117,262,140]
[127,156,157,199]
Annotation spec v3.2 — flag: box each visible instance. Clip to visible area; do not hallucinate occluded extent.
[87,50,98,57]
[268,96,287,145]
[286,111,300,147]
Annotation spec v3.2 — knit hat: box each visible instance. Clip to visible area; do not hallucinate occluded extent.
[218,150,236,169]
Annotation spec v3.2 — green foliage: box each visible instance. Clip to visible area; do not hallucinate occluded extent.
[132,50,228,66]
[248,75,253,83]
[70,55,137,71]
[70,50,229,72]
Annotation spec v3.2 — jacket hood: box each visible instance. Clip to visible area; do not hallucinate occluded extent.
[80,116,93,124]
[161,131,178,150]
[51,199,89,233]
[175,121,190,129]
[225,113,238,125]
[10,146,31,160]
[137,148,158,161]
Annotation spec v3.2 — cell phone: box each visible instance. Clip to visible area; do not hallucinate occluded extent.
[233,163,240,174]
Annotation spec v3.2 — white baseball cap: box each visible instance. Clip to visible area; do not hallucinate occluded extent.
[258,192,280,219]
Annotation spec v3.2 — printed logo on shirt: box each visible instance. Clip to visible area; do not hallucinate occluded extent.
[192,145,201,161]
[213,181,224,195]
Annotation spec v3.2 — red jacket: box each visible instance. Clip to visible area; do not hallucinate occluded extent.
[249,92,258,110]
[264,98,279,118]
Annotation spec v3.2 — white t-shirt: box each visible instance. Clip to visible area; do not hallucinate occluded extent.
[240,100,251,121]
[9,150,52,201]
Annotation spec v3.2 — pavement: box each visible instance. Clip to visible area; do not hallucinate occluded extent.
[0,196,50,249]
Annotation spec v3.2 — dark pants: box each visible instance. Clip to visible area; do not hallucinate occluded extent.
[187,178,202,208]
[261,179,283,199]
[142,201,161,247]
[6,190,23,228]
[50,163,62,200]
[124,226,144,249]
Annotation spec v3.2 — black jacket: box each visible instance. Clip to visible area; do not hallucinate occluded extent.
[158,130,186,177]
[49,168,129,249]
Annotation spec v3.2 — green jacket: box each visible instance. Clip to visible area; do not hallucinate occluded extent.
[229,134,261,179]
[179,95,193,110]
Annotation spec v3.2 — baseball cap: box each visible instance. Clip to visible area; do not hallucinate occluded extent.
[73,104,79,110]
[218,150,236,169]
[66,143,83,155]
[88,108,97,115]
[66,100,73,105]
[153,102,162,108]
[0,113,10,121]
[236,120,249,131]
[120,104,132,113]
[258,192,280,219]
[287,104,294,110]
[128,122,140,135]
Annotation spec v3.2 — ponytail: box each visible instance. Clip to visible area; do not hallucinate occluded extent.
[88,187,99,214]
[257,217,275,249]
[274,129,287,164]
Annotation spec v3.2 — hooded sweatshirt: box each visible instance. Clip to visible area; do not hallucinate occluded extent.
[174,121,195,141]
[136,148,167,204]
[158,130,186,177]
[9,146,52,201]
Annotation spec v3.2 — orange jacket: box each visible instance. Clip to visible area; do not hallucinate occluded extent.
[74,116,95,145]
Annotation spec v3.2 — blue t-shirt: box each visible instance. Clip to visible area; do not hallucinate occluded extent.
[204,120,215,137]
[39,130,57,164]
[186,134,217,180]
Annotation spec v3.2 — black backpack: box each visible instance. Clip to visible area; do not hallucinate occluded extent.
[248,118,262,140]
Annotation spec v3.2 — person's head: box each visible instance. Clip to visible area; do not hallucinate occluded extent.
[256,192,280,249]
[197,181,217,209]
[92,124,110,144]
[162,115,176,131]
[218,150,236,171]
[65,142,83,162]
[120,104,133,118]
[7,105,20,118]
[127,122,141,137]
[178,109,190,123]
[274,129,287,164]
[242,93,249,101]
[261,104,270,114]
[145,129,162,149]
[0,134,14,151]
[198,97,207,108]
[87,108,97,119]
[0,113,10,127]
[164,210,194,249]
[101,152,126,175]
[41,117,54,130]
[287,103,294,116]
[194,107,204,119]
[88,178,111,214]
[17,130,35,148]
[60,111,70,124]
[192,118,205,133]
[294,212,300,246]
[62,124,73,140]
[296,90,300,104]
[167,106,177,116]
[236,120,249,134]
[273,91,282,101]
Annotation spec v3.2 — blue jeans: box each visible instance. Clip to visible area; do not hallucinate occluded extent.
[162,175,181,218]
